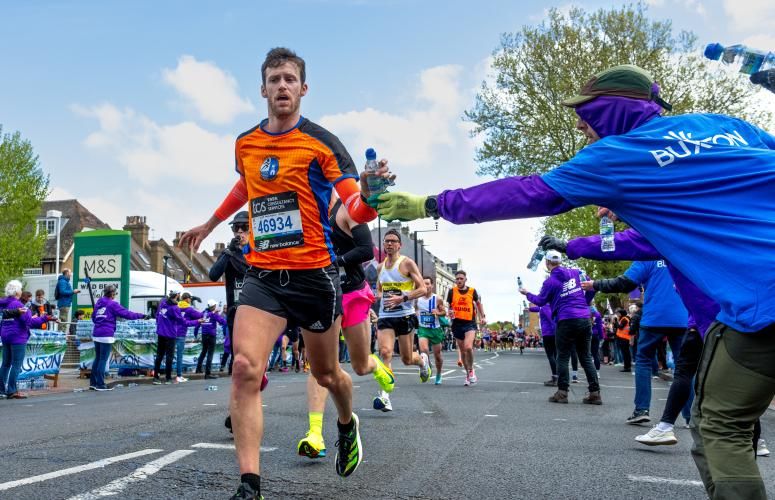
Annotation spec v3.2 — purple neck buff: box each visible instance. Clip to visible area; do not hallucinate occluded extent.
[575,84,665,138]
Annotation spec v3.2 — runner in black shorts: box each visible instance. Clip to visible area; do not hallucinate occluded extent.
[373,229,428,412]
[447,271,486,386]
[180,47,387,498]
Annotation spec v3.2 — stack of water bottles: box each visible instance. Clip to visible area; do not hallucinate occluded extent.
[74,319,225,342]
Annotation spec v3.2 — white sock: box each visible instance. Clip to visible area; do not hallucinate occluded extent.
[656,422,673,432]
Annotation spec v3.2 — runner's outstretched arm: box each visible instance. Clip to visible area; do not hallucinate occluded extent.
[180,178,248,251]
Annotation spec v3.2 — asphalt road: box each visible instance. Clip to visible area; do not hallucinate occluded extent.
[1,348,774,500]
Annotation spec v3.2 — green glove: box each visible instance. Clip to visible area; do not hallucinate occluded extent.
[369,192,428,222]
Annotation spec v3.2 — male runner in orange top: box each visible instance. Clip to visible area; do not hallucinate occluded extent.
[180,47,386,500]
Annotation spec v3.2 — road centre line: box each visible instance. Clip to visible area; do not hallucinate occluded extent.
[191,443,277,452]
[0,449,163,491]
[627,474,703,487]
[66,450,196,500]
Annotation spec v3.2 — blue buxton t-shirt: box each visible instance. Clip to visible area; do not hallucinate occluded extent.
[542,113,775,333]
[624,260,688,328]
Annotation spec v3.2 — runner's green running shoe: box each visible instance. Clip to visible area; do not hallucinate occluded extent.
[335,413,363,478]
[370,354,395,393]
[297,431,327,459]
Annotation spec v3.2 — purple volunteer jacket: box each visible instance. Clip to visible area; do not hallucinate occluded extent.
[92,297,145,338]
[198,311,226,336]
[525,267,590,322]
[591,308,604,338]
[177,306,203,338]
[0,297,48,345]
[156,299,199,338]
[529,304,556,337]
[566,228,719,336]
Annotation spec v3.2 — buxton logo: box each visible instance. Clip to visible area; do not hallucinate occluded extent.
[260,156,280,181]
[650,129,749,167]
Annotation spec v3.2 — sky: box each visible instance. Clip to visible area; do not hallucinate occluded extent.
[2,0,774,322]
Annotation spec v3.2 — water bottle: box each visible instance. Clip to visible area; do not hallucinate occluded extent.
[600,216,615,252]
[517,276,523,288]
[364,148,386,196]
[704,43,775,75]
[526,245,546,271]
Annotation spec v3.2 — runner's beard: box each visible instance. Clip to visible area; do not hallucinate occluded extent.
[269,96,301,119]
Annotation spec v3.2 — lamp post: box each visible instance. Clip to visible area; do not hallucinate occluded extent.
[46,210,62,276]
[413,221,439,271]
[163,255,171,297]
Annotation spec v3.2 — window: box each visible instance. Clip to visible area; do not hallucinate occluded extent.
[37,219,57,238]
[136,251,150,266]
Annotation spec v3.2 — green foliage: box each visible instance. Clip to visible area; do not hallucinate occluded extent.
[0,125,49,285]
[466,3,772,309]
[466,3,772,179]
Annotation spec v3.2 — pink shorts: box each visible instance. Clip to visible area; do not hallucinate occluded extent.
[342,285,375,329]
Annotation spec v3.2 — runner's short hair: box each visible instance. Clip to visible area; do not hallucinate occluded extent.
[455,270,467,277]
[261,47,306,85]
[384,229,401,243]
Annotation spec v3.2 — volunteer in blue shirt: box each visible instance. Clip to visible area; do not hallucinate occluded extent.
[581,260,688,425]
[373,64,775,500]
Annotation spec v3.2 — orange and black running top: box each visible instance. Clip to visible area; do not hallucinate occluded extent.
[235,116,360,270]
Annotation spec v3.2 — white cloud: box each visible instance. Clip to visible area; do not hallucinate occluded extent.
[47,186,76,201]
[722,0,775,34]
[162,55,254,125]
[320,65,469,167]
[72,103,235,186]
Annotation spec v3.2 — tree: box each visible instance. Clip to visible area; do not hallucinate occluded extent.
[0,125,49,285]
[465,3,772,310]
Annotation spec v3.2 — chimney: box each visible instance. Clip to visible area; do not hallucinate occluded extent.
[123,215,149,249]
[148,240,165,273]
[173,231,185,248]
[214,242,226,257]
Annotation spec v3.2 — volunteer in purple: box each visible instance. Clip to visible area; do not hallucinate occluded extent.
[154,291,200,385]
[529,304,557,386]
[90,285,146,391]
[542,228,713,447]
[590,306,604,374]
[1,280,53,399]
[373,63,775,498]
[581,260,688,425]
[175,293,203,383]
[519,251,601,404]
[196,299,227,379]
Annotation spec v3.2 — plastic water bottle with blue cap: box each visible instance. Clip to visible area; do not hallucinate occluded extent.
[364,148,386,196]
[704,43,775,75]
[600,215,615,252]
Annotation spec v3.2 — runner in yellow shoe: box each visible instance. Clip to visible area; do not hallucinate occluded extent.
[297,195,395,458]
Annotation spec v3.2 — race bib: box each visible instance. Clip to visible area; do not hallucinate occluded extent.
[420,313,435,328]
[251,191,304,252]
[382,289,403,312]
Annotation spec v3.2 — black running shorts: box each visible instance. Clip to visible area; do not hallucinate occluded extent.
[451,320,477,340]
[239,266,342,333]
[377,315,418,336]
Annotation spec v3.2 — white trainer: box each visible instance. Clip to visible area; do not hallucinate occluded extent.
[635,426,678,446]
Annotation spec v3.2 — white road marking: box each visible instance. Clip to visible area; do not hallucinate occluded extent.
[0,449,163,491]
[203,403,217,406]
[153,403,167,406]
[422,411,434,414]
[191,443,277,452]
[485,414,498,417]
[63,403,76,406]
[627,474,703,487]
[441,370,455,376]
[553,418,568,422]
[66,449,196,500]
[519,392,530,394]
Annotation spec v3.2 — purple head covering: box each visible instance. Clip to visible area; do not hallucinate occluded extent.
[575,83,665,138]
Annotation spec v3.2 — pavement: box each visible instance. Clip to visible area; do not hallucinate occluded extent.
[2,348,775,499]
